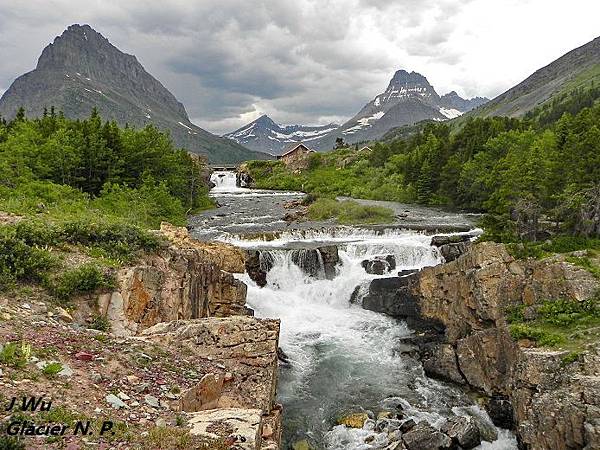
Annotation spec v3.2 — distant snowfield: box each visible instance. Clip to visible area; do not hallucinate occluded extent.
[439,107,463,119]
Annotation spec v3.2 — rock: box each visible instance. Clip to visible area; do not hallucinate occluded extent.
[362,255,396,274]
[1,312,11,320]
[291,439,314,450]
[117,392,130,401]
[277,347,291,366]
[439,241,472,262]
[58,364,73,377]
[95,236,250,335]
[20,303,31,310]
[290,247,339,279]
[245,250,268,287]
[187,408,262,450]
[56,307,73,323]
[155,418,167,427]
[402,422,452,450]
[399,419,416,433]
[440,416,481,449]
[144,394,160,408]
[142,317,279,414]
[361,276,442,332]
[486,395,514,429]
[179,373,223,412]
[430,234,471,247]
[74,351,95,361]
[318,246,340,279]
[106,394,128,409]
[262,423,273,439]
[422,344,465,384]
[338,413,369,428]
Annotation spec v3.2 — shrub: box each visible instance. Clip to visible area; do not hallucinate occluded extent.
[509,323,564,346]
[0,341,31,368]
[0,436,26,450]
[0,234,55,289]
[537,298,599,326]
[50,263,115,301]
[60,220,161,260]
[90,315,111,332]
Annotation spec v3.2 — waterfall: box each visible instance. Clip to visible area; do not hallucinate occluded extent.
[235,229,516,449]
[210,170,243,193]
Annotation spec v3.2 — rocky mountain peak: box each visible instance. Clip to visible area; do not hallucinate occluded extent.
[254,114,277,127]
[388,69,432,89]
[0,24,265,163]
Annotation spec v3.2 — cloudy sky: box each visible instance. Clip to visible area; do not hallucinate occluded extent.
[0,0,598,134]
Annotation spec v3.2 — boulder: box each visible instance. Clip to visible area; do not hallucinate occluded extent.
[179,373,224,412]
[402,422,452,450]
[338,413,369,428]
[361,276,443,332]
[438,241,471,262]
[430,234,471,247]
[187,408,262,450]
[440,416,481,449]
[361,255,396,275]
[486,395,514,429]
[245,250,268,287]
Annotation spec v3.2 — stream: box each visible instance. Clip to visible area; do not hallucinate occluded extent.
[191,171,517,450]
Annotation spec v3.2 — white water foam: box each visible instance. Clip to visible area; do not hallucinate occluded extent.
[235,229,516,448]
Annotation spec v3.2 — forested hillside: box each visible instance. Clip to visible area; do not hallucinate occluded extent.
[0,107,212,228]
[245,89,600,241]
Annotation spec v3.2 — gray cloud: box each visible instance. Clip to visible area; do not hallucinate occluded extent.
[0,0,598,134]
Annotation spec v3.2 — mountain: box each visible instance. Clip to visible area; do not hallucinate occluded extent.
[471,36,600,118]
[0,24,267,164]
[224,114,339,155]
[309,70,488,150]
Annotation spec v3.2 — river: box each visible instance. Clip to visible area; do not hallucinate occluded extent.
[191,170,517,450]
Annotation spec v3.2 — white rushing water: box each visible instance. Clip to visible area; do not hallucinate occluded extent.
[200,172,517,449]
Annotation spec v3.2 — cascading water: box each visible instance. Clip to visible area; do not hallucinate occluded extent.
[234,230,516,449]
[192,177,517,449]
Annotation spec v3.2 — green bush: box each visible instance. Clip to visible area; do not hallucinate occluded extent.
[90,315,111,332]
[0,341,31,368]
[60,220,161,260]
[50,263,115,301]
[0,436,26,450]
[0,233,55,289]
[537,298,599,326]
[509,323,564,346]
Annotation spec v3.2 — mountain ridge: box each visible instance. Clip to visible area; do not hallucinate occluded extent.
[0,24,268,164]
[224,69,488,152]
[224,114,340,155]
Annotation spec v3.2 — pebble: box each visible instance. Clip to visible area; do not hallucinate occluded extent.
[155,418,167,427]
[20,303,31,310]
[58,364,74,378]
[117,392,131,401]
[106,394,128,409]
[75,351,95,361]
[144,394,160,408]
[130,401,140,407]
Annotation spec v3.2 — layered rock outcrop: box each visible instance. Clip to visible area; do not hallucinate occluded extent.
[88,223,249,336]
[142,317,282,449]
[361,242,600,450]
[72,223,282,449]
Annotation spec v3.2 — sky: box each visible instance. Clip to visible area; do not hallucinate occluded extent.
[0,0,598,134]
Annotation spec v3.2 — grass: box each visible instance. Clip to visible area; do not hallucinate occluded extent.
[307,198,395,224]
[507,237,600,260]
[507,296,600,350]
[41,362,63,378]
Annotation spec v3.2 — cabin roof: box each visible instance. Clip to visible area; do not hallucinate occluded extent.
[279,142,315,158]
